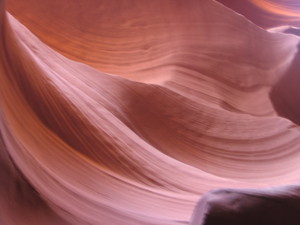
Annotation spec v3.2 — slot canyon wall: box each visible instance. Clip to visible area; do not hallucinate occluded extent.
[1,0,300,224]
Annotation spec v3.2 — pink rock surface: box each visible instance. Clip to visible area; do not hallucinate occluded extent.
[1,0,300,224]
[218,0,300,28]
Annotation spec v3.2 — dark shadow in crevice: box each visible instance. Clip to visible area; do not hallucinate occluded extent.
[270,42,300,125]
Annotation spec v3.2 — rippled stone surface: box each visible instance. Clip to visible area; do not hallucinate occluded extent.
[1,0,300,224]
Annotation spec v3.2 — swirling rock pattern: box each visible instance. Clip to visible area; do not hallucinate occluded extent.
[217,0,300,28]
[1,0,300,224]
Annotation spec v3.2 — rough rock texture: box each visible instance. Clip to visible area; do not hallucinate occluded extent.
[1,0,300,224]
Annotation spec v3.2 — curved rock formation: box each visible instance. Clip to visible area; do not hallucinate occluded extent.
[1,0,300,224]
[217,0,300,28]
[190,185,300,225]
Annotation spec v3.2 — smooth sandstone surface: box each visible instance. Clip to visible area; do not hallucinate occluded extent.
[218,0,300,28]
[1,0,300,224]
